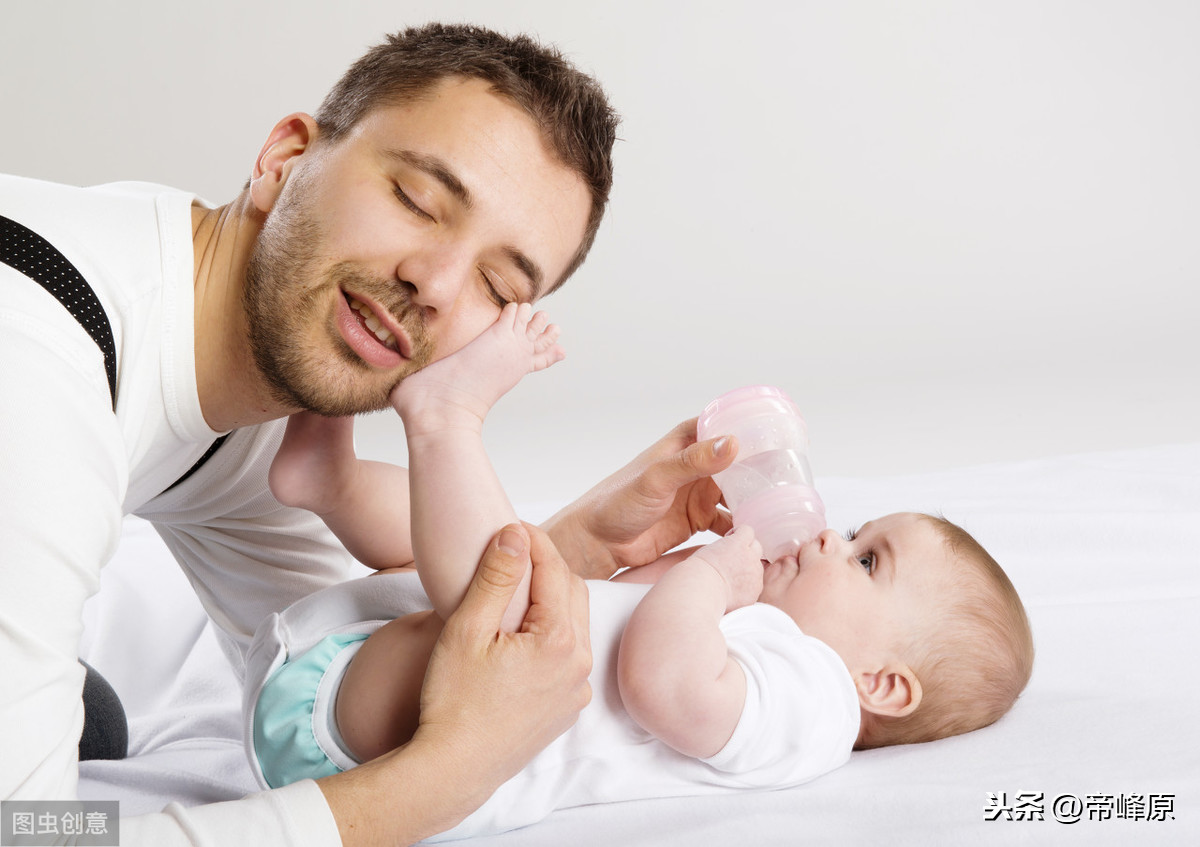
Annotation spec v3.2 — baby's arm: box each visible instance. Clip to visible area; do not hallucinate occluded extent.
[617,526,764,758]
[270,413,414,568]
[391,303,563,631]
[608,546,699,585]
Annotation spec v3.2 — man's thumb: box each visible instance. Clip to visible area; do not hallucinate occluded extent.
[452,523,530,629]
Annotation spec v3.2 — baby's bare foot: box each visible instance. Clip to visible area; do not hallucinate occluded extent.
[391,303,564,430]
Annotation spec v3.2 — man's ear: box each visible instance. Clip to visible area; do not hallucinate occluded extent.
[248,113,319,213]
[856,664,922,719]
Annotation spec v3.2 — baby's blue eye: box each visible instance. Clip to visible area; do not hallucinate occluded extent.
[857,552,875,575]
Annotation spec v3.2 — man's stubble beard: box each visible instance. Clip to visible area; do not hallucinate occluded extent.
[242,183,434,417]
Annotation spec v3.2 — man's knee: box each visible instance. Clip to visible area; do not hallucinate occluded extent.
[78,659,128,761]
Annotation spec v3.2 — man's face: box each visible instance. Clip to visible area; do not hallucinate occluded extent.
[759,513,952,674]
[245,77,591,416]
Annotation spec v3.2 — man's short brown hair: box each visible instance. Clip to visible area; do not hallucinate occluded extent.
[314,23,620,289]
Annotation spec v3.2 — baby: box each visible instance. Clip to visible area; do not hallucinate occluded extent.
[246,304,1034,841]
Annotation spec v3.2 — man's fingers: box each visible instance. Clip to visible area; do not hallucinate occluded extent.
[449,523,531,634]
[524,524,566,603]
[522,523,592,709]
[708,506,735,536]
[523,524,588,636]
[685,474,735,536]
[639,431,738,501]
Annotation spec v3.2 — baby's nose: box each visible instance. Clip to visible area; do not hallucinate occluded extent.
[815,528,841,552]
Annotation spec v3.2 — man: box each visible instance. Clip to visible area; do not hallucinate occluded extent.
[0,23,734,846]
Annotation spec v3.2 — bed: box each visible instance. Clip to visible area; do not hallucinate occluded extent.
[78,442,1200,845]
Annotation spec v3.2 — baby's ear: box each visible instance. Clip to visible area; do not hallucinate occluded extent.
[856,664,922,718]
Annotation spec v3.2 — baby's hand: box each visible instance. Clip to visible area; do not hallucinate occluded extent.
[691,525,764,613]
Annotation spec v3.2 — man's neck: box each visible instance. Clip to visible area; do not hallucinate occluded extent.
[191,196,293,432]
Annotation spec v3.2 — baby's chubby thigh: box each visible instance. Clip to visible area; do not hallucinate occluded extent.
[335,610,444,763]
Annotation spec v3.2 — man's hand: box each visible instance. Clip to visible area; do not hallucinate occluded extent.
[543,418,737,579]
[319,522,591,846]
[415,522,592,813]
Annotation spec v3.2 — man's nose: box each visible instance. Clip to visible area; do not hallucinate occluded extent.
[396,248,471,317]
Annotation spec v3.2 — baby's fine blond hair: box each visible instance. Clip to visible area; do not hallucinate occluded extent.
[856,516,1034,749]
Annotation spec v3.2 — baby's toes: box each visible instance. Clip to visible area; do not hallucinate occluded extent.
[494,301,523,330]
[534,324,562,354]
[512,302,535,331]
[526,309,551,337]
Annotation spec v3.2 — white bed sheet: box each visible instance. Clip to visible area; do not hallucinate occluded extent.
[78,443,1200,845]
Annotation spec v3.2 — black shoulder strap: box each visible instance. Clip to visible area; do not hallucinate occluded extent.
[1,211,227,492]
[161,432,231,493]
[1,213,117,409]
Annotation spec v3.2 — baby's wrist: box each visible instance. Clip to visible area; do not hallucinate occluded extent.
[685,556,740,613]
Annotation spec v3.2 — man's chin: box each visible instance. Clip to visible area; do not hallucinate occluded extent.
[294,385,395,418]
[262,367,396,418]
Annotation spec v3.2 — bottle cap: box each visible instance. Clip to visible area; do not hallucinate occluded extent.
[697,385,808,456]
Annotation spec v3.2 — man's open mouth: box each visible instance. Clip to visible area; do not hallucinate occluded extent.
[346,294,399,352]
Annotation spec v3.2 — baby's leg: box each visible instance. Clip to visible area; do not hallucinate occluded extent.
[335,610,443,764]
[270,412,415,569]
[391,304,563,628]
[269,412,357,515]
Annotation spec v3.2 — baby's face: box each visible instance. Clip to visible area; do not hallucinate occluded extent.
[759,513,952,674]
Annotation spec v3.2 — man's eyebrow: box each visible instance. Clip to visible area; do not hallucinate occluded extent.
[504,247,544,300]
[386,149,472,210]
[387,149,545,299]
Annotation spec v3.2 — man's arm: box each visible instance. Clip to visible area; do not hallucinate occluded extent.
[543,419,737,580]
[0,302,125,800]
[616,527,763,759]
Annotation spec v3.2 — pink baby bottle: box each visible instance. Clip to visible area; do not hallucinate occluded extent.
[696,385,826,561]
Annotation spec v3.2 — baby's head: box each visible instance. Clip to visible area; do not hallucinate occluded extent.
[759,512,1033,750]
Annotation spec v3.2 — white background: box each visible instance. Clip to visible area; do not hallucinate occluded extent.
[3,0,1196,506]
